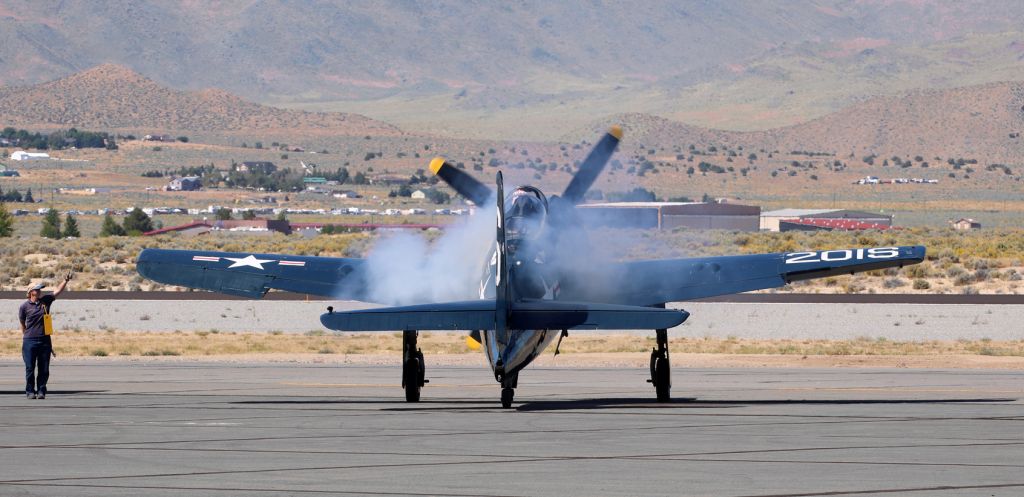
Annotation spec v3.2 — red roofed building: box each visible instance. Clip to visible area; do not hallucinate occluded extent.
[779,218,895,232]
[143,222,212,236]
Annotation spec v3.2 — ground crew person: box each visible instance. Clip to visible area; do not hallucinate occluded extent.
[19,271,73,399]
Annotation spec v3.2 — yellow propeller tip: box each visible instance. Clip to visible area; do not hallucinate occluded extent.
[608,125,623,140]
[465,335,481,350]
[429,157,447,175]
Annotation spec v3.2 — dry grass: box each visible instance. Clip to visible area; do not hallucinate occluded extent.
[3,330,1023,359]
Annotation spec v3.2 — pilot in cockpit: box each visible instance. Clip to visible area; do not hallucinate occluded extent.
[505,186,547,257]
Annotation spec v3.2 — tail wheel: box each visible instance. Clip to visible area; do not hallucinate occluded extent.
[404,357,421,402]
[501,387,514,409]
[654,357,670,402]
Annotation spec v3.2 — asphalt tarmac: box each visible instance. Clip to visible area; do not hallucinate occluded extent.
[1,361,1022,496]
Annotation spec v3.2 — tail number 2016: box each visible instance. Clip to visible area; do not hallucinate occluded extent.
[785,247,900,264]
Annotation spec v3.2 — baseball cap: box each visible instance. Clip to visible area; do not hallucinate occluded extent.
[29,283,46,292]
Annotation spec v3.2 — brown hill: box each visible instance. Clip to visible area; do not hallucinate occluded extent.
[0,64,402,135]
[601,82,1024,162]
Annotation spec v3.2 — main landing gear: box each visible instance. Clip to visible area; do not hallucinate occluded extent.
[648,328,671,402]
[498,370,519,409]
[402,330,427,402]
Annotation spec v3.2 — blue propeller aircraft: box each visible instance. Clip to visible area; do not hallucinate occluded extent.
[137,127,926,408]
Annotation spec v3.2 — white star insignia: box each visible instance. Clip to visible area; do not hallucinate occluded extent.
[223,255,275,270]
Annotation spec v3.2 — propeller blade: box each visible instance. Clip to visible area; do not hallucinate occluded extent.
[429,157,493,206]
[466,330,482,350]
[560,126,622,205]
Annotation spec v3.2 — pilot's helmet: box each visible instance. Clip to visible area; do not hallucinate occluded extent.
[506,188,546,241]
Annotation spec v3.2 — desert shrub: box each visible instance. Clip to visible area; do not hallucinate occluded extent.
[953,273,974,286]
[912,279,931,290]
[883,277,907,289]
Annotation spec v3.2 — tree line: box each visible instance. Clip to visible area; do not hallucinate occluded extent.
[2,127,117,150]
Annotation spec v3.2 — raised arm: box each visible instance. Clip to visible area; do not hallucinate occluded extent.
[52,271,73,299]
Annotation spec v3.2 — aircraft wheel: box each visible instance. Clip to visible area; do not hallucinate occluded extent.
[501,387,514,408]
[654,357,671,402]
[404,357,421,402]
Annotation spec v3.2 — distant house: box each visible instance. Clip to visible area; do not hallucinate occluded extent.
[237,161,277,174]
[0,165,19,177]
[168,176,202,191]
[144,134,173,142]
[411,190,427,199]
[334,190,361,199]
[10,151,50,161]
[951,218,981,230]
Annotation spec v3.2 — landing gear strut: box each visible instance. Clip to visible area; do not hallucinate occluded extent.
[499,371,518,409]
[648,328,670,402]
[402,330,426,402]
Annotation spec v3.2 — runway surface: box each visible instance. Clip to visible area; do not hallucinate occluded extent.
[1,361,1023,496]
[4,298,1021,340]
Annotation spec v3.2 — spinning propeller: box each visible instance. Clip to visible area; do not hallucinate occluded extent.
[427,125,622,211]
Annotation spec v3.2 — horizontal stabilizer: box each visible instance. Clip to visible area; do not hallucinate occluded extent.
[136,248,368,300]
[320,299,688,331]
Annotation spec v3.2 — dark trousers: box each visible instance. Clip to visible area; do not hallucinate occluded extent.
[22,337,51,394]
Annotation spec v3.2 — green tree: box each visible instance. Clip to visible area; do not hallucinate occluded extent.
[122,207,154,235]
[40,208,61,239]
[275,210,288,221]
[0,202,13,237]
[99,213,126,237]
[214,208,233,220]
[62,213,81,237]
[241,210,256,220]
[23,188,34,203]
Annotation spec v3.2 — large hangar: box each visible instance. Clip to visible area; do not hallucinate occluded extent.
[577,202,761,231]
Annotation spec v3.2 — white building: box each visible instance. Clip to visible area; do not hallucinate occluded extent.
[11,151,50,161]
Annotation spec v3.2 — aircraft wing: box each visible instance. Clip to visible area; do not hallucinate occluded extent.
[321,299,688,331]
[557,245,926,306]
[136,248,368,300]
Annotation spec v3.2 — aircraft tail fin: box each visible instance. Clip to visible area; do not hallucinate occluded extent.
[494,171,509,338]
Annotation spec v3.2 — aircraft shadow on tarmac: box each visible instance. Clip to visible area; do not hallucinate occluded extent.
[230,396,1017,412]
[514,397,1018,412]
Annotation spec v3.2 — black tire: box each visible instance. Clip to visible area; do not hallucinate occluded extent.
[404,358,421,402]
[655,357,671,402]
[501,387,514,408]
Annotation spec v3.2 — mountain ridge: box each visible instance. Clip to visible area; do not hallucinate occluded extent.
[0,64,402,136]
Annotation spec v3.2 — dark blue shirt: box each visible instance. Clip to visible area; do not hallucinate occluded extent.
[19,295,54,339]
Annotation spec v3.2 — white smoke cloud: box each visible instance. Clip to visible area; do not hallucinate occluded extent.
[363,205,497,305]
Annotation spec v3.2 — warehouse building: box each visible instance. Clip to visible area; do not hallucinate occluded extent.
[577,202,761,231]
[760,209,892,232]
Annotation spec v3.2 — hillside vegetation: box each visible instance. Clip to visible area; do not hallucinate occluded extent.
[5,2,1024,138]
[0,65,401,136]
